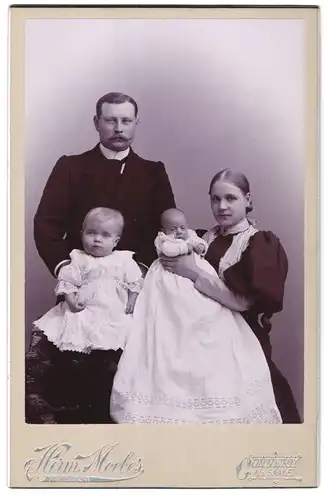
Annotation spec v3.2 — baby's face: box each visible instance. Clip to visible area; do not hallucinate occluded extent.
[82,218,121,257]
[163,212,189,240]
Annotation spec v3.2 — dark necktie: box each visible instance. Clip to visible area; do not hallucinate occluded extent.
[101,155,130,208]
[105,156,128,174]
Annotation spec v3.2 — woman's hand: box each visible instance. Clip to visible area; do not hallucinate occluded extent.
[159,253,201,282]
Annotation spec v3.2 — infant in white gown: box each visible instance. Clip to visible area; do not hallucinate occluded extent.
[33,208,143,354]
[110,208,282,424]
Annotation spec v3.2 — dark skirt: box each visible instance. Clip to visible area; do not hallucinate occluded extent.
[243,311,302,424]
[25,330,122,424]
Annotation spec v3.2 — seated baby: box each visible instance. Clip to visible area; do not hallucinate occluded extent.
[155,208,208,258]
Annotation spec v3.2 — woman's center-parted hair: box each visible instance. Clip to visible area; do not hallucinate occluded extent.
[209,169,253,213]
[82,207,125,236]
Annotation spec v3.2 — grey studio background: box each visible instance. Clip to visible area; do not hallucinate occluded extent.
[25,19,304,419]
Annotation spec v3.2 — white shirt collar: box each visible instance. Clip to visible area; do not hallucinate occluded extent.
[99,143,130,161]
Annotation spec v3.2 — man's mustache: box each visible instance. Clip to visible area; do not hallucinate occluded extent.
[112,135,128,141]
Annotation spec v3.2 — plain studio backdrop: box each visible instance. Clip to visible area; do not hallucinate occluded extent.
[25,18,304,419]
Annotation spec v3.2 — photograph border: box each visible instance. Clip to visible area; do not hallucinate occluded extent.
[10,5,319,488]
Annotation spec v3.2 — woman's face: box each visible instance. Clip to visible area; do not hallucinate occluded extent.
[210,180,251,228]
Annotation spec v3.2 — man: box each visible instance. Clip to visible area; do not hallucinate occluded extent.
[34,92,176,276]
[27,92,176,424]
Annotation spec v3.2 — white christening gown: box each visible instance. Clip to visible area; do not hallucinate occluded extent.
[110,252,282,424]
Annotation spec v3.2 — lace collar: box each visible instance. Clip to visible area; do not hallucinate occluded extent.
[215,217,253,237]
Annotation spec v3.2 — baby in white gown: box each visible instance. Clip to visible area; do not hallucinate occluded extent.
[33,207,143,354]
[154,208,208,259]
[110,208,282,424]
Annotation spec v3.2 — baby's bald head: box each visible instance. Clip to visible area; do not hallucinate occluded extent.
[161,208,189,240]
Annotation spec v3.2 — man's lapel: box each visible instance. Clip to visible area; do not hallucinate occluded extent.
[116,148,146,201]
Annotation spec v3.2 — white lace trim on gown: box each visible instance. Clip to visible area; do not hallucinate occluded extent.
[33,249,143,353]
[110,254,282,424]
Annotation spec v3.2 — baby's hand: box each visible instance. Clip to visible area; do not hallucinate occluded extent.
[64,292,85,313]
[125,291,138,315]
[125,302,135,315]
[194,243,206,255]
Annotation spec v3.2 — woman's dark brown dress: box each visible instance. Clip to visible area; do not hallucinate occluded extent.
[204,229,301,424]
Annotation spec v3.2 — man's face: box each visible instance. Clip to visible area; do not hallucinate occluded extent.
[94,102,138,151]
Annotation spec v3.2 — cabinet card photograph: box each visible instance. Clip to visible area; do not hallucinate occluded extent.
[9,5,319,488]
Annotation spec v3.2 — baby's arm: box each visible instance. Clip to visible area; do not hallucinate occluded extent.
[64,292,85,312]
[123,257,144,314]
[155,232,190,257]
[55,252,85,312]
[187,230,208,256]
[125,290,139,314]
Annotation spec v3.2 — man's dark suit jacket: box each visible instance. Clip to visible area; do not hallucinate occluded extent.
[34,144,176,274]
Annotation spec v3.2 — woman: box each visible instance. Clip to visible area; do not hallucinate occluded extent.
[110,170,291,424]
[160,169,301,424]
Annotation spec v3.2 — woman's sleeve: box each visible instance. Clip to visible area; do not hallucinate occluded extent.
[194,272,251,311]
[223,231,288,314]
[54,250,84,296]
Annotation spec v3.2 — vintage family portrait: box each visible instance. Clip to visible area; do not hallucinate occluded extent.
[10,5,318,488]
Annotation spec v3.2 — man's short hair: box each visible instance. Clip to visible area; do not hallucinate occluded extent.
[96,92,138,118]
[83,207,124,236]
